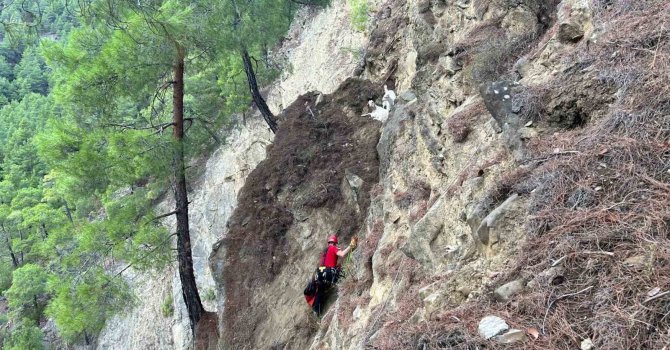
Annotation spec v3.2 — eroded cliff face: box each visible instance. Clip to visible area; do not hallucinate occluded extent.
[212,0,669,349]
[97,0,669,348]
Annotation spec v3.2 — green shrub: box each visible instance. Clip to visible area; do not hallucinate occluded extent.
[3,320,44,350]
[348,0,369,32]
[340,47,364,60]
[4,264,48,323]
[202,289,216,302]
[0,262,13,294]
[160,294,174,317]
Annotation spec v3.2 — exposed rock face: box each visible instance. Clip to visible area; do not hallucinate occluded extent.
[95,270,179,350]
[296,0,667,348]
[207,0,564,348]
[100,0,668,348]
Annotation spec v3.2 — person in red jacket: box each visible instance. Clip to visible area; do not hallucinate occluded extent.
[322,235,355,269]
[310,235,357,315]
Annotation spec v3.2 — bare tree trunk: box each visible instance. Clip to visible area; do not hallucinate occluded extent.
[18,229,24,264]
[1,224,18,268]
[63,201,74,224]
[5,237,19,268]
[173,45,204,331]
[241,49,277,133]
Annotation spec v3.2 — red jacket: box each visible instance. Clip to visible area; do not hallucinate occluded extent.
[322,245,339,268]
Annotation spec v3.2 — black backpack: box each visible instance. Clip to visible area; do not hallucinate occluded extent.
[303,279,319,297]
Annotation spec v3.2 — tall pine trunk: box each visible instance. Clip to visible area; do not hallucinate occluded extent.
[5,238,18,268]
[241,49,278,133]
[173,45,204,330]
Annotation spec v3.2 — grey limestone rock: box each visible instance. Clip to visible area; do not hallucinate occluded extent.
[478,315,509,339]
[558,22,585,43]
[494,329,527,344]
[494,279,525,301]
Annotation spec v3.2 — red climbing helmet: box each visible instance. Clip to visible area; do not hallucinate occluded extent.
[327,235,338,244]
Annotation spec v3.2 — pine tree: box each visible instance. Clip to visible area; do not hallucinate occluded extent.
[43,0,216,331]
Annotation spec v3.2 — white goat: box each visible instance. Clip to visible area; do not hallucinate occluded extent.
[361,100,389,122]
[382,84,396,109]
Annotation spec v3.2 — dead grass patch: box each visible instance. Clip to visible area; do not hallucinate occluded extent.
[446,101,487,142]
[455,1,561,87]
[337,276,371,330]
[408,3,670,349]
[393,180,431,209]
[364,3,669,349]
[364,220,384,262]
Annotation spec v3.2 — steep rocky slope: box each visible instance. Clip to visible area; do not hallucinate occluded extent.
[91,0,668,348]
[210,0,669,349]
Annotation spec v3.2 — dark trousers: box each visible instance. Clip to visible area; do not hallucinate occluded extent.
[312,267,340,315]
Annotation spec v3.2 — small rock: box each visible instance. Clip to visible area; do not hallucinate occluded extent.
[417,0,431,13]
[400,91,417,102]
[353,306,363,320]
[495,329,526,344]
[524,120,533,127]
[519,127,538,140]
[478,315,509,339]
[408,308,425,324]
[368,329,382,343]
[423,291,442,315]
[514,57,531,78]
[539,266,564,280]
[494,279,525,302]
[455,0,469,9]
[558,22,584,43]
[647,287,661,297]
[457,285,472,298]
[300,228,313,239]
[581,338,594,350]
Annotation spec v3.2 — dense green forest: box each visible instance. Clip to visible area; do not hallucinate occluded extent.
[0,0,323,347]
